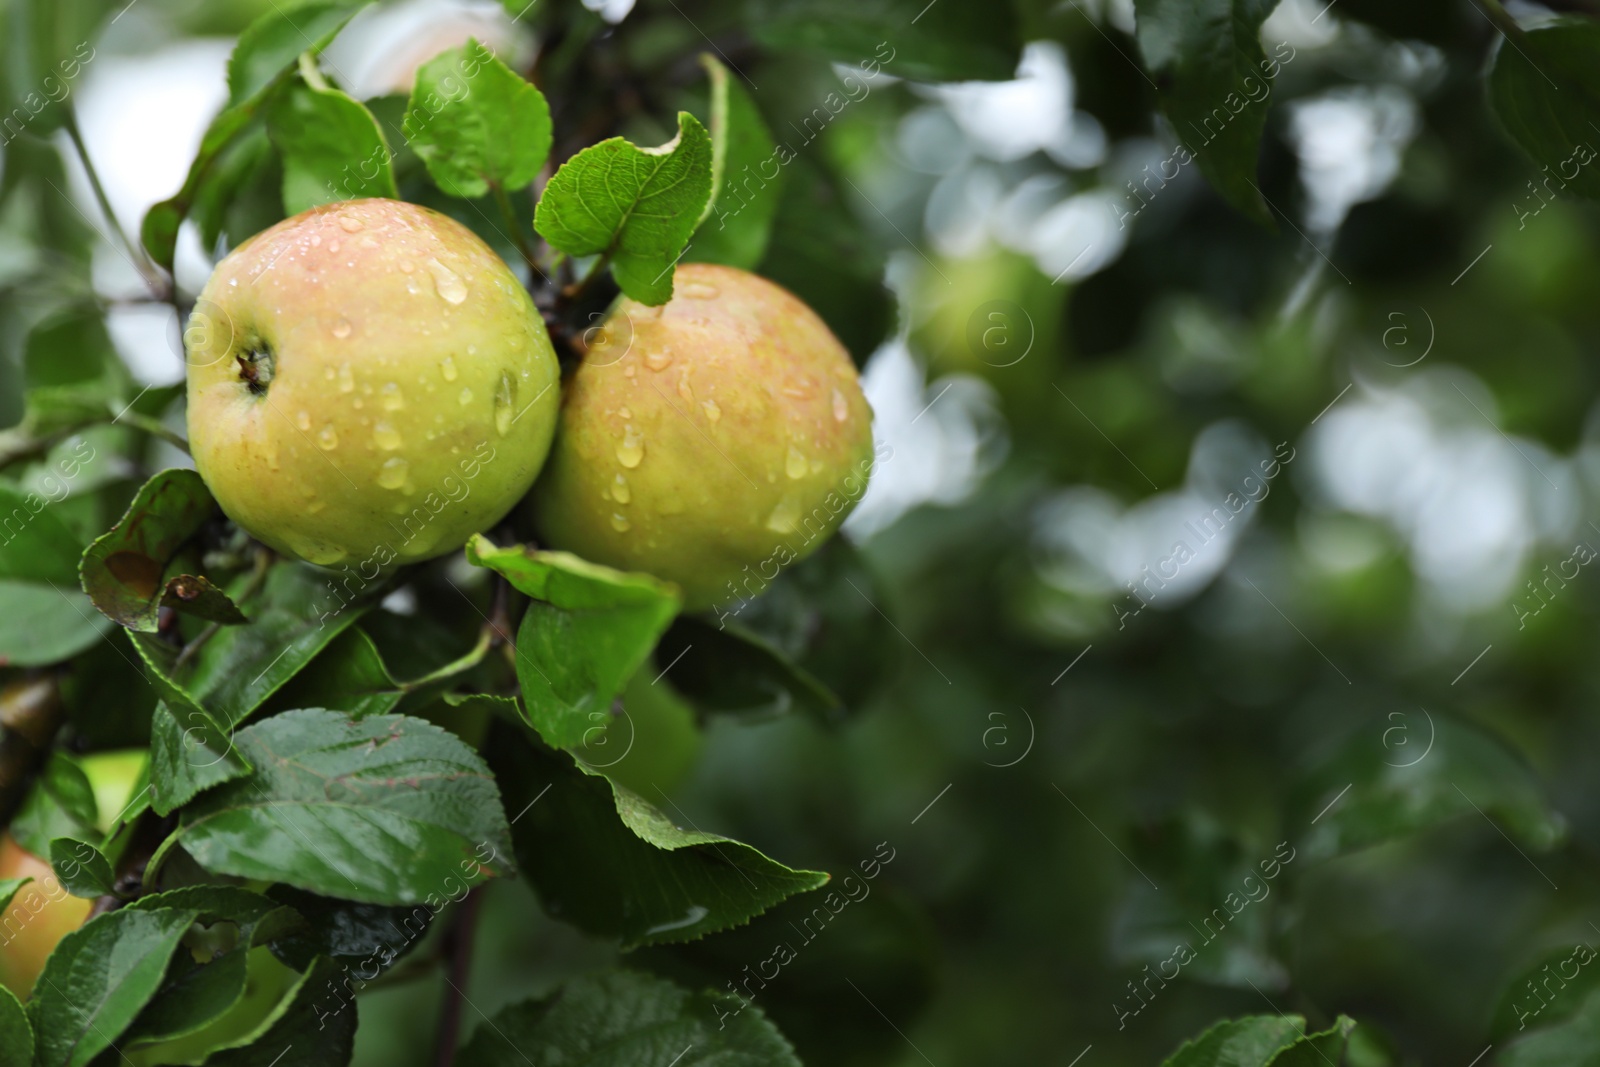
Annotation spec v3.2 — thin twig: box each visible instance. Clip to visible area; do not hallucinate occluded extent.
[432,887,485,1067]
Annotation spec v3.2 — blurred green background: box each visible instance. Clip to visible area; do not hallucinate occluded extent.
[5,0,1599,1062]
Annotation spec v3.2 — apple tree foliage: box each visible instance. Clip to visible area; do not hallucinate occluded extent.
[0,0,1598,1063]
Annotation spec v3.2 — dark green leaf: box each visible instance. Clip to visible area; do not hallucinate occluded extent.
[181,562,373,725]
[148,702,253,816]
[1133,0,1284,225]
[10,752,98,857]
[28,906,199,1067]
[266,884,437,973]
[47,837,113,898]
[199,955,357,1067]
[260,627,403,719]
[745,0,1021,81]
[1299,714,1563,862]
[460,969,802,1067]
[0,984,30,1067]
[124,887,306,1049]
[1490,942,1600,1041]
[655,615,842,722]
[1266,1016,1356,1065]
[1488,19,1600,200]
[141,1,366,270]
[1502,988,1600,1066]
[169,709,514,905]
[1160,1014,1346,1067]
[79,469,227,632]
[0,579,112,667]
[0,877,31,915]
[404,37,552,199]
[534,112,714,304]
[468,535,681,751]
[690,54,785,270]
[0,482,82,584]
[268,74,398,214]
[160,573,250,626]
[19,307,127,436]
[491,726,828,949]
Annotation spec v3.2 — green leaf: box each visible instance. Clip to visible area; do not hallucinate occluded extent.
[1160,1014,1353,1067]
[28,906,200,1067]
[10,752,99,857]
[490,726,828,949]
[1488,19,1600,200]
[689,54,785,270]
[19,307,128,436]
[148,702,253,816]
[1502,988,1600,1066]
[260,627,403,719]
[1298,713,1564,862]
[1112,816,1292,991]
[534,111,714,305]
[47,837,113,898]
[0,985,31,1067]
[404,37,552,199]
[265,884,436,973]
[79,469,232,633]
[467,535,681,750]
[745,0,1021,81]
[655,615,842,723]
[1133,0,1283,226]
[197,955,357,1067]
[141,0,366,270]
[0,483,83,584]
[182,562,374,724]
[0,579,112,667]
[268,74,399,214]
[0,877,31,915]
[1490,942,1600,1041]
[460,969,802,1066]
[169,709,514,906]
[123,888,306,1050]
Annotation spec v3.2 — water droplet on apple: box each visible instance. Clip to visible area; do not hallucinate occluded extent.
[310,234,322,247]
[466,344,477,356]
[380,383,404,411]
[612,473,631,504]
[644,348,672,371]
[427,258,468,305]
[337,364,355,393]
[377,456,409,489]
[610,512,631,532]
[494,371,516,435]
[228,278,238,288]
[680,281,719,299]
[324,367,336,381]
[317,425,339,450]
[618,406,632,420]
[373,421,402,450]
[296,410,311,432]
[616,424,644,468]
[440,357,458,381]
[786,446,808,480]
[337,215,363,232]
[766,495,801,533]
[400,260,415,273]
[307,499,327,514]
[459,387,473,405]
[677,370,694,401]
[702,399,721,422]
[832,388,849,423]
[329,240,341,254]
[332,318,352,339]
